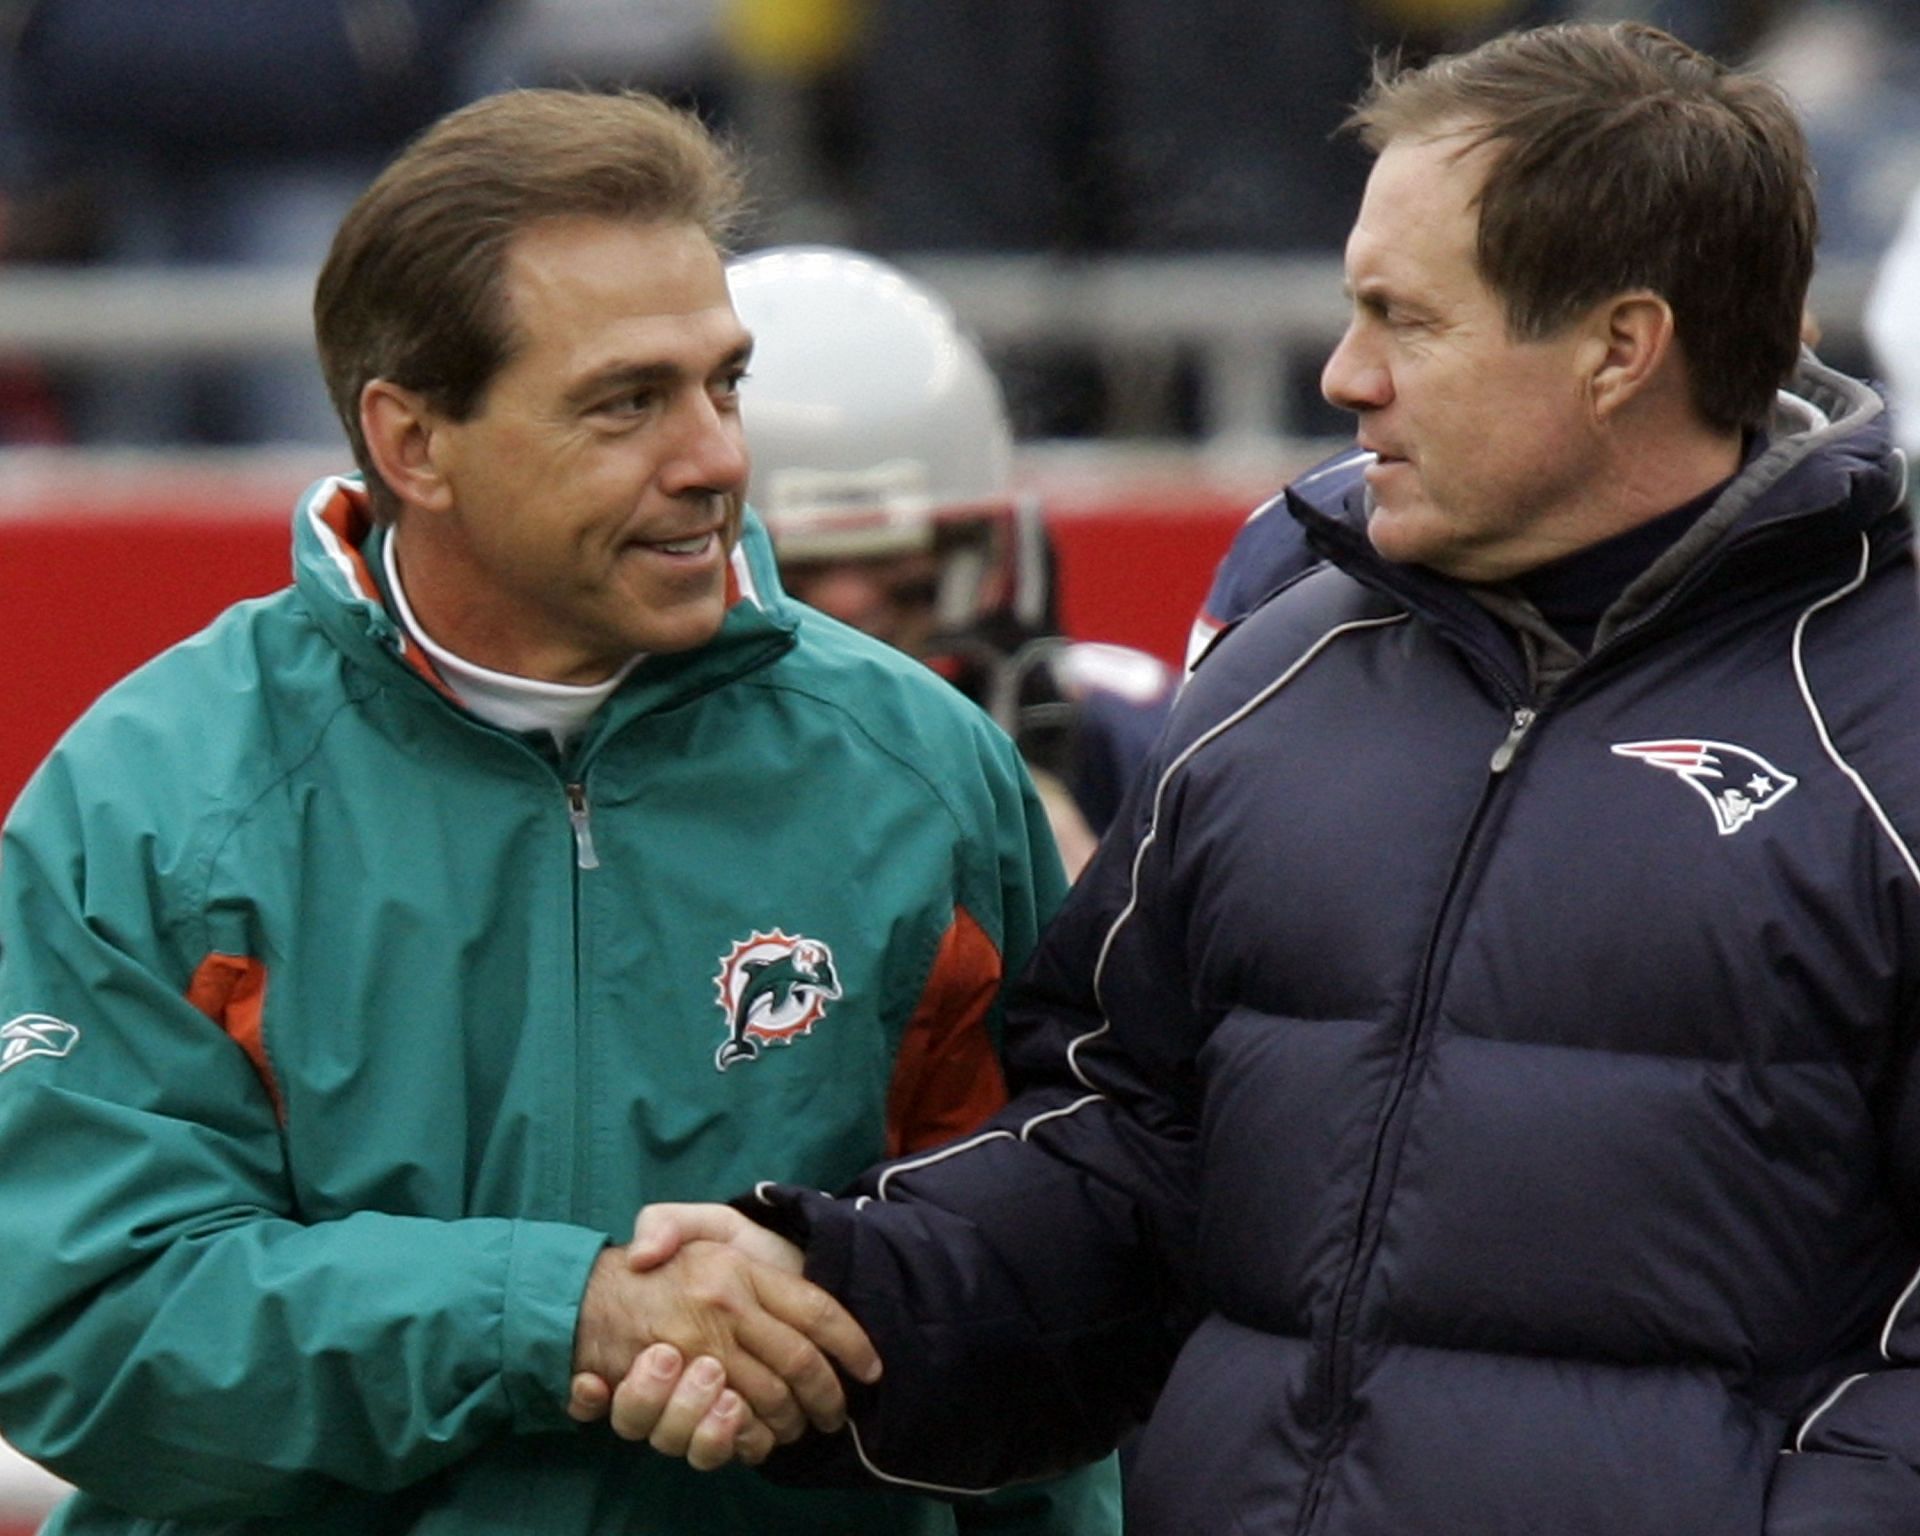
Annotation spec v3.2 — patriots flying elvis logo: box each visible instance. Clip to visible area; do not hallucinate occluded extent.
[713,931,841,1072]
[1610,739,1797,836]
[0,1014,81,1076]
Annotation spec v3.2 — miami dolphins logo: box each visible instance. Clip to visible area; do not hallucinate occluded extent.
[713,931,842,1071]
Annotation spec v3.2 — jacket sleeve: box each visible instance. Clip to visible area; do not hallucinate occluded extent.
[748,765,1204,1494]
[1765,995,1920,1533]
[884,737,1068,1157]
[1768,1376,1920,1533]
[891,735,1127,1530]
[0,755,606,1520]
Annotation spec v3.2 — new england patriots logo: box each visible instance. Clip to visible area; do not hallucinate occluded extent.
[0,1014,80,1076]
[1610,739,1798,836]
[713,931,841,1072]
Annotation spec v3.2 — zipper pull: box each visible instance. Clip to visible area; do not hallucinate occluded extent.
[1490,707,1537,773]
[566,783,601,870]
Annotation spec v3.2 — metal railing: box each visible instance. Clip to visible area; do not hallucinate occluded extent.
[0,252,1882,448]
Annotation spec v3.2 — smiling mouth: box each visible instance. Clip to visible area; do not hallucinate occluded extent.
[650,531,715,555]
[628,529,721,559]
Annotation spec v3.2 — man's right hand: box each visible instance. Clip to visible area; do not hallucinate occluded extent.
[570,1237,879,1450]
[581,1342,772,1470]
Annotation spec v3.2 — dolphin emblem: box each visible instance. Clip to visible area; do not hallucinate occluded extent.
[714,936,841,1071]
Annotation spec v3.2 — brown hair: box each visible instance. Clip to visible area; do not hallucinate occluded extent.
[314,88,746,516]
[1348,22,1815,432]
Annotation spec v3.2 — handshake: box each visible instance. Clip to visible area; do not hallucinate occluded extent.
[567,1203,879,1471]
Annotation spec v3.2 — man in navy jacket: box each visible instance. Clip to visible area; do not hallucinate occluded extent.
[585,22,1920,1533]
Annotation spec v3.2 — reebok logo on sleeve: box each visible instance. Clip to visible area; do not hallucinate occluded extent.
[0,1014,81,1075]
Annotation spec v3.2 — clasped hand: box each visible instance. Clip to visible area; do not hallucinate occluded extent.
[569,1204,873,1469]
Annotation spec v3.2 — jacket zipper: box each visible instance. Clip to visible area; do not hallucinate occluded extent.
[1490,706,1537,773]
[1294,695,1538,1536]
[566,776,598,1225]
[566,782,601,871]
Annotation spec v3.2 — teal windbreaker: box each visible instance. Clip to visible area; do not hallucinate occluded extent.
[0,477,1118,1534]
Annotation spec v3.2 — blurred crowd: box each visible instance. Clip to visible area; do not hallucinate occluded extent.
[0,0,1916,450]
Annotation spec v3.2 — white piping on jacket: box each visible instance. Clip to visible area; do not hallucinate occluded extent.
[1881,1263,1920,1363]
[844,1418,1003,1497]
[873,1127,1018,1201]
[863,1095,1115,1203]
[1789,531,1920,1385]
[1792,532,1920,897]
[729,539,763,609]
[1792,1372,1870,1452]
[1072,610,1410,1089]
[818,605,1407,1498]
[302,476,373,599]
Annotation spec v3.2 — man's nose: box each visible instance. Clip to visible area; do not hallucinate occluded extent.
[664,394,749,496]
[1321,325,1389,414]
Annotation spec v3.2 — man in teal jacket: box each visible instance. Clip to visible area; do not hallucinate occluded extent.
[0,88,1120,1534]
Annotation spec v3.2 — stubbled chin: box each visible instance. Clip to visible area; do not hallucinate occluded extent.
[638,622,722,656]
[639,588,730,654]
[1365,502,1417,562]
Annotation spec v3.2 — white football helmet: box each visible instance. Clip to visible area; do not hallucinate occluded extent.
[728,247,1175,841]
[728,245,1015,558]
[727,246,1056,645]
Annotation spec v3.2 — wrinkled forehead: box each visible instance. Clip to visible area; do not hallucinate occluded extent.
[496,217,748,374]
[1346,130,1494,279]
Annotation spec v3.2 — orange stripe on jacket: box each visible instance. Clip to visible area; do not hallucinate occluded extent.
[185,954,284,1124]
[312,482,389,623]
[312,482,458,701]
[885,907,1009,1157]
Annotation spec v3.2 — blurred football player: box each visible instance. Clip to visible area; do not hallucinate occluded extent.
[729,246,1174,875]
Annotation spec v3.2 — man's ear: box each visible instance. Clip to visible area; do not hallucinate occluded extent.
[1586,291,1675,421]
[361,380,455,514]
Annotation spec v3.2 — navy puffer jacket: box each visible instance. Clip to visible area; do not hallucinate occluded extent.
[751,359,1920,1535]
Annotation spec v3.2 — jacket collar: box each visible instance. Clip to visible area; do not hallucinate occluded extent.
[1289,357,1909,694]
[290,476,799,741]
